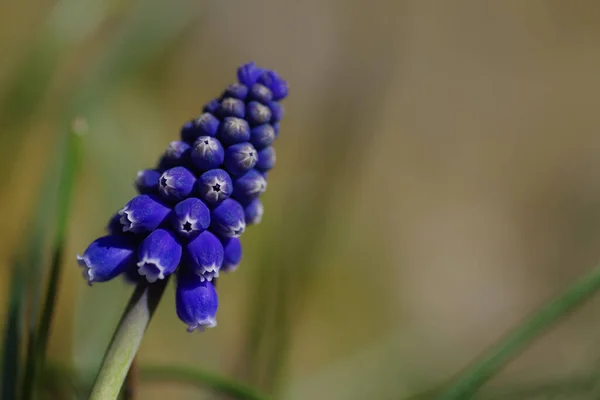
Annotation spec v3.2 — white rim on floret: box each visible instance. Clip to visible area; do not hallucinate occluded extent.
[76,255,94,285]
[197,264,220,282]
[224,220,246,238]
[204,175,228,203]
[179,216,199,236]
[194,136,220,157]
[118,207,137,232]
[186,317,217,333]
[137,256,168,283]
[252,202,264,224]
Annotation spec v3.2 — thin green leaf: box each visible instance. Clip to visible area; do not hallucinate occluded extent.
[437,263,600,399]
[21,118,86,400]
[140,365,271,400]
[1,258,25,400]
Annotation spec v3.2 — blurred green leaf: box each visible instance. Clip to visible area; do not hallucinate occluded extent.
[141,365,271,400]
[1,258,25,400]
[21,119,86,400]
[438,263,600,400]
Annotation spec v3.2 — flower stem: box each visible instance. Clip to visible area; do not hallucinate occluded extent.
[437,263,600,399]
[88,280,168,400]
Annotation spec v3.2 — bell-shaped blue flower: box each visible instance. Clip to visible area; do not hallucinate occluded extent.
[223,83,248,100]
[196,169,233,206]
[171,197,210,239]
[158,141,191,170]
[221,237,242,272]
[255,146,276,172]
[218,117,250,146]
[232,169,267,204]
[246,101,272,126]
[158,166,196,203]
[211,198,246,238]
[118,195,171,234]
[237,61,263,87]
[77,235,137,285]
[137,229,182,283]
[249,124,276,150]
[269,101,283,123]
[176,273,218,332]
[135,169,160,195]
[185,230,224,281]
[181,113,220,144]
[224,142,257,176]
[203,98,220,114]
[244,198,263,225]
[218,97,245,119]
[191,136,225,171]
[258,70,288,101]
[248,83,273,104]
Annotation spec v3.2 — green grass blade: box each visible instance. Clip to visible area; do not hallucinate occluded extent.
[437,262,600,400]
[1,258,26,400]
[140,365,271,400]
[21,118,86,400]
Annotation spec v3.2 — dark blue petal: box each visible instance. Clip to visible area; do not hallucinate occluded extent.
[248,83,273,104]
[222,83,248,100]
[203,98,220,114]
[232,169,267,204]
[221,237,242,272]
[196,169,233,206]
[137,228,182,283]
[184,230,224,281]
[181,113,220,144]
[77,235,136,284]
[191,136,225,171]
[176,273,218,332]
[218,117,250,146]
[171,197,210,239]
[273,122,280,137]
[158,166,196,203]
[269,101,284,123]
[134,169,161,195]
[210,198,246,238]
[224,142,257,176]
[258,70,288,101]
[118,195,171,234]
[237,61,264,87]
[246,101,272,126]
[249,124,276,150]
[158,141,192,170]
[218,98,245,119]
[244,199,264,225]
[255,146,276,172]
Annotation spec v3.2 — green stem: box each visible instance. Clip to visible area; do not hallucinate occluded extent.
[88,280,168,400]
[140,365,270,400]
[438,263,600,399]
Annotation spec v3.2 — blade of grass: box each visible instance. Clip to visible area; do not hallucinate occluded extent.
[437,262,600,400]
[1,258,26,400]
[21,118,86,400]
[140,365,270,400]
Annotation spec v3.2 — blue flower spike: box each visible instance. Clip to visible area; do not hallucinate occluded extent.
[211,198,246,238]
[171,197,210,239]
[77,235,137,285]
[233,169,267,204]
[176,273,218,332]
[221,237,242,272]
[197,169,233,206]
[77,61,287,331]
[185,230,224,281]
[118,195,171,234]
[158,166,196,203]
[224,142,258,176]
[137,229,182,283]
[191,136,225,171]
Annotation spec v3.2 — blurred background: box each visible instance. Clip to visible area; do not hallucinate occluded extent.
[2,0,600,399]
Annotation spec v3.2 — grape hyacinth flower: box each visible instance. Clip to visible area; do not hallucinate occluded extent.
[76,61,288,331]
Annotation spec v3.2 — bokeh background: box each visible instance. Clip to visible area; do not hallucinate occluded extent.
[2,0,600,399]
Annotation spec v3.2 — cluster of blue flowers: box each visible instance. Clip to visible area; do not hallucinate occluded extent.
[77,62,287,332]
